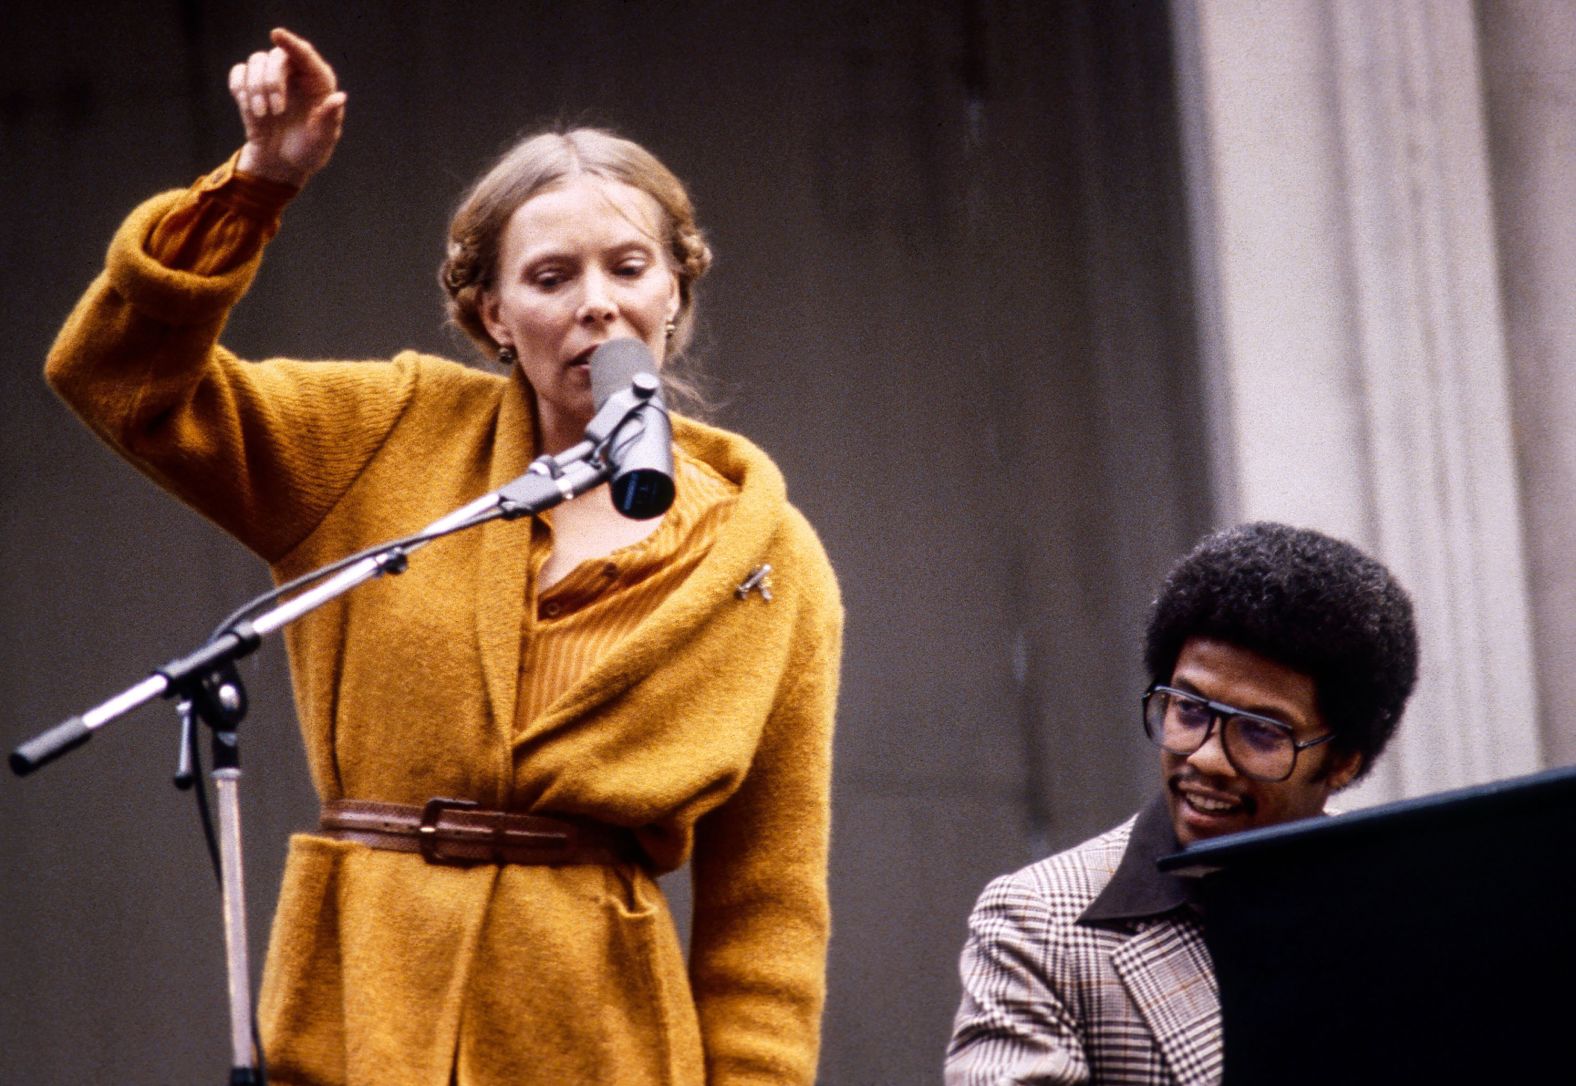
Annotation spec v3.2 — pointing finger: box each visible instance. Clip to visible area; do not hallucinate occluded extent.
[269,27,338,94]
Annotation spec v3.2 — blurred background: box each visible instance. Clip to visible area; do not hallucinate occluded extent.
[3,2,1573,1082]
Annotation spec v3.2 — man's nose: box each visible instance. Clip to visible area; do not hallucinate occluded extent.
[1185,719,1236,777]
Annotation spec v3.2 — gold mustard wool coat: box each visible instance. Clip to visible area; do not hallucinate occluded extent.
[46,192,843,1086]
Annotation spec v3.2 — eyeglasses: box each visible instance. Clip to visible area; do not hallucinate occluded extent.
[1141,684,1336,783]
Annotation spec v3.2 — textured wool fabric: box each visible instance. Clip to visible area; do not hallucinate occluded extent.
[46,190,843,1086]
[946,817,1222,1086]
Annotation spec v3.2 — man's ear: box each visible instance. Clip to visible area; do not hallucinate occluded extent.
[1327,749,1363,792]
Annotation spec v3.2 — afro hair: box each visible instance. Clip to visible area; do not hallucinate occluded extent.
[1143,522,1418,781]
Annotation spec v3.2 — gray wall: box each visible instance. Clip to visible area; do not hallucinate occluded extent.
[1480,0,1576,768]
[0,3,1205,1083]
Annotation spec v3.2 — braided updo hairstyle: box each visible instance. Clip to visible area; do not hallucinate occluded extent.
[440,127,714,404]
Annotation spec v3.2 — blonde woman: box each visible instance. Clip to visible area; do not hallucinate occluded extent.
[46,28,841,1086]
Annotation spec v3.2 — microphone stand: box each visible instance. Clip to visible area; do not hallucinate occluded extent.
[8,374,665,1084]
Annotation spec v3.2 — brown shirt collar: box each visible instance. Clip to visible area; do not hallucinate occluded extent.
[1079,792,1198,928]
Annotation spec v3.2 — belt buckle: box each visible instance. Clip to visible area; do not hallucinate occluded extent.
[418,796,479,866]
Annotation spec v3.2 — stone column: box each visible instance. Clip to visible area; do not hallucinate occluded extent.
[1478,0,1576,767]
[1171,0,1542,804]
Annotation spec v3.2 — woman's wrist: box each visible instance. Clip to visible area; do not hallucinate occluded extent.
[237,142,312,189]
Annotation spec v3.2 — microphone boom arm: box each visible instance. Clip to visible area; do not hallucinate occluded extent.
[9,377,665,777]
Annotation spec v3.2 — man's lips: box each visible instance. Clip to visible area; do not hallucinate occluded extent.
[1181,791,1240,816]
[1172,779,1252,818]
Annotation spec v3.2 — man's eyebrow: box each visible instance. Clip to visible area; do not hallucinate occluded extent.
[1168,677,1298,724]
[1169,679,1225,704]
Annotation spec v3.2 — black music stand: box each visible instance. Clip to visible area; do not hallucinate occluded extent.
[1158,764,1576,1084]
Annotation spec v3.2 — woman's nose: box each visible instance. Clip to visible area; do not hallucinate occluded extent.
[577,272,617,325]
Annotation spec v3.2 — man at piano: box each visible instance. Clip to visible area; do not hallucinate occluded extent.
[945,521,1419,1086]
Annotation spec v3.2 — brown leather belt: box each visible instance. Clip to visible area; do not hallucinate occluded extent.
[319,798,637,867]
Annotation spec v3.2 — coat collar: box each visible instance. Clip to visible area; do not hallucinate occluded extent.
[530,413,786,731]
[471,380,788,766]
[1109,915,1222,1085]
[1081,792,1198,926]
[472,368,537,805]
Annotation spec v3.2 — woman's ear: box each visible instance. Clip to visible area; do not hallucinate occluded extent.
[665,268,682,326]
[479,291,509,349]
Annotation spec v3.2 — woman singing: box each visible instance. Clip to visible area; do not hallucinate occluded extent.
[45,28,842,1086]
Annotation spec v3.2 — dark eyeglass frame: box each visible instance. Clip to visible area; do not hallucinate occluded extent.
[1141,683,1337,783]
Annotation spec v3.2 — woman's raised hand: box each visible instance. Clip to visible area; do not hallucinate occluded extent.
[231,28,347,188]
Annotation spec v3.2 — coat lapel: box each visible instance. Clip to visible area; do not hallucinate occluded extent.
[472,370,535,800]
[524,416,785,733]
[1110,918,1222,1085]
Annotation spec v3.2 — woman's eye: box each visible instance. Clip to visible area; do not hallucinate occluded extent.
[615,261,647,278]
[533,272,565,289]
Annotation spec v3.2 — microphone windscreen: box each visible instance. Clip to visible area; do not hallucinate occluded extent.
[609,405,676,519]
[590,338,657,410]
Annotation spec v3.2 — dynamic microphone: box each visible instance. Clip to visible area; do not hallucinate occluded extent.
[587,338,676,519]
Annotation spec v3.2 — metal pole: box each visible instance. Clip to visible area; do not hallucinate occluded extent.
[213,764,256,1079]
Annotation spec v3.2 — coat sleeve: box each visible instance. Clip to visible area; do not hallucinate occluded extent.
[44,190,416,563]
[945,872,1092,1085]
[686,545,842,1086]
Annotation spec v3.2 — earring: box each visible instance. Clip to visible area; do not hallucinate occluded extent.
[498,345,517,366]
[664,319,677,342]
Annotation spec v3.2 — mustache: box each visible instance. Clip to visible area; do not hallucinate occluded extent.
[1168,769,1257,814]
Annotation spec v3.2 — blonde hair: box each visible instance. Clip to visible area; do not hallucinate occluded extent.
[440,128,713,396]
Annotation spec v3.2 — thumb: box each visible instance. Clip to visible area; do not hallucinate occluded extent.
[311,91,347,127]
[307,91,347,143]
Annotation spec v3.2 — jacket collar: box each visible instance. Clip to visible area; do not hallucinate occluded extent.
[471,367,538,804]
[533,413,785,727]
[1081,792,1197,927]
[1089,794,1222,1084]
[472,381,787,756]
[1109,917,1222,1085]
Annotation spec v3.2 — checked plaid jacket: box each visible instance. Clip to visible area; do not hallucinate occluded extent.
[945,806,1222,1085]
